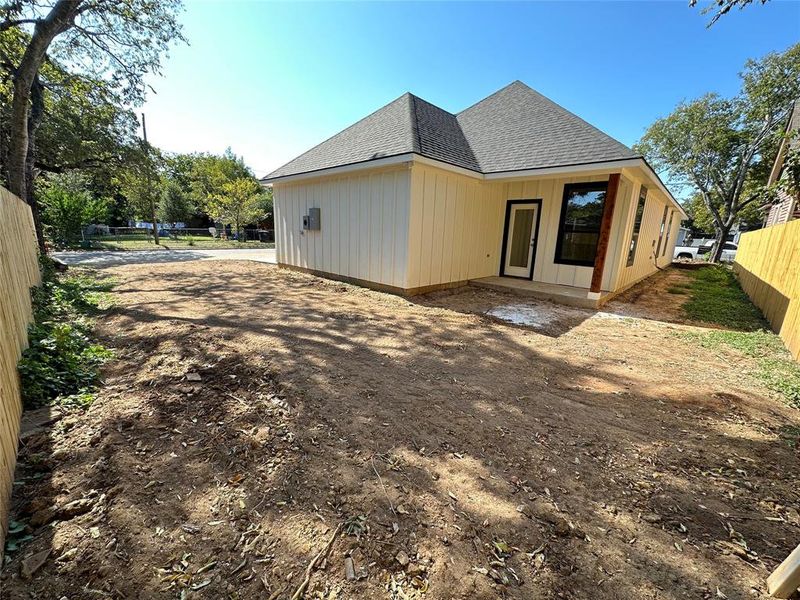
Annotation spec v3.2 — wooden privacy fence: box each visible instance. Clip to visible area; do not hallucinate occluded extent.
[0,186,41,552]
[733,218,800,360]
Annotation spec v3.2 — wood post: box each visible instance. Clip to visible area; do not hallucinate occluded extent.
[768,543,800,598]
[590,173,621,294]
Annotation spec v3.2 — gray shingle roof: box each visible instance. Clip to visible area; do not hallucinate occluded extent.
[265,81,639,180]
[456,81,638,173]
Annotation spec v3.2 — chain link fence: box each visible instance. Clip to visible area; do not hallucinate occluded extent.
[80,226,275,248]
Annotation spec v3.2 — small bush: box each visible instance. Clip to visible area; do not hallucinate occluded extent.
[38,173,111,248]
[17,258,115,409]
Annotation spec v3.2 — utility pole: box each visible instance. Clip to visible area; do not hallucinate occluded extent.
[141,113,159,245]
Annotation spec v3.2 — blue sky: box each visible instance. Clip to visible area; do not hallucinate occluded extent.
[140,1,800,179]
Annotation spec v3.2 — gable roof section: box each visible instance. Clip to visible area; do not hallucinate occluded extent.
[264,81,639,180]
[456,81,638,173]
[411,95,480,171]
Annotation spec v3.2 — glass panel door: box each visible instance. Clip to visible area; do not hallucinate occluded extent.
[504,203,538,277]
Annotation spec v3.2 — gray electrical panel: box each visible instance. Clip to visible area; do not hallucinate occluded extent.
[307,207,321,230]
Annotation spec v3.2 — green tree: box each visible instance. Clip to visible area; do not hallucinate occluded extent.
[635,43,800,262]
[38,172,110,247]
[187,148,252,207]
[206,177,267,240]
[117,142,163,237]
[0,0,185,251]
[158,179,194,226]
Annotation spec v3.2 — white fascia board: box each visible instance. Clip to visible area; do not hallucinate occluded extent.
[411,154,484,179]
[485,159,686,219]
[483,159,643,181]
[263,153,687,218]
[262,153,414,184]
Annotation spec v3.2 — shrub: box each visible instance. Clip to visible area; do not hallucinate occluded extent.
[38,173,111,248]
[17,258,115,409]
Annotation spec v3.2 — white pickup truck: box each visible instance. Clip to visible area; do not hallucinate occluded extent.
[673,242,738,262]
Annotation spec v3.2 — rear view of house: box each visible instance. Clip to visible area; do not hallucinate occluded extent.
[263,81,686,307]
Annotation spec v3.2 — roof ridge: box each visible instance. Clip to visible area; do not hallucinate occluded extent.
[409,93,457,116]
[408,94,423,154]
[456,80,527,116]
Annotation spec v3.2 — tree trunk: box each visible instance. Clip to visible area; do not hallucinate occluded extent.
[5,0,79,229]
[25,75,47,254]
[709,225,730,264]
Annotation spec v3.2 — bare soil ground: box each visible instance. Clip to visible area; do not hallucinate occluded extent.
[4,263,799,600]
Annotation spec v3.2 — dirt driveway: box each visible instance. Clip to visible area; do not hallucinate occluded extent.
[4,262,799,599]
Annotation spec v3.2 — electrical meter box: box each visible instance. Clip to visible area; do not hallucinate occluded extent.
[307,207,321,230]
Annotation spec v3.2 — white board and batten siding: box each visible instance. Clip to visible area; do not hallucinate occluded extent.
[274,165,411,289]
[406,165,505,289]
[406,163,642,293]
[272,160,683,295]
[613,175,682,292]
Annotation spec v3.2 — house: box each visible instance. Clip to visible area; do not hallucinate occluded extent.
[263,81,687,307]
[762,100,800,227]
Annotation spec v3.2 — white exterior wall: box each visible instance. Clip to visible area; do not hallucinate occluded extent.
[273,164,411,289]
[613,176,682,292]
[407,163,638,292]
[406,165,505,288]
[272,160,683,295]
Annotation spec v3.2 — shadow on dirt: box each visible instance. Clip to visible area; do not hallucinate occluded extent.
[3,263,798,599]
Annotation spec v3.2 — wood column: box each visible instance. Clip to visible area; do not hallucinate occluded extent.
[590,173,621,294]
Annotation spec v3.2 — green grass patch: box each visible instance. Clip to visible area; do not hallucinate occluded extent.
[676,328,800,409]
[78,236,274,251]
[17,258,115,410]
[779,425,800,448]
[681,265,768,331]
[666,286,688,295]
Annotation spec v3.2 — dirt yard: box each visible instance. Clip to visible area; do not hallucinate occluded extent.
[4,263,799,599]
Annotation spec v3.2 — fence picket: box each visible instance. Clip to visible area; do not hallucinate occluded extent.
[734,219,800,361]
[0,186,41,556]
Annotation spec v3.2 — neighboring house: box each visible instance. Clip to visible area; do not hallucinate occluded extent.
[763,100,800,227]
[263,81,686,307]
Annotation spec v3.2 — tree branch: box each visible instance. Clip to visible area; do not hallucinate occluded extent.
[0,17,39,32]
[35,155,117,173]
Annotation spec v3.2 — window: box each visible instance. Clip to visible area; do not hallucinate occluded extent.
[654,206,669,257]
[554,182,608,266]
[626,186,648,266]
[661,210,674,257]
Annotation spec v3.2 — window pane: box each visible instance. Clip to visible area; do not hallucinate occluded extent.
[509,209,535,267]
[556,184,607,265]
[627,187,647,266]
[662,210,674,256]
[655,206,668,257]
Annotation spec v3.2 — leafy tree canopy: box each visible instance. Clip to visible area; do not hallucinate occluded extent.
[158,178,194,226]
[0,0,185,249]
[38,171,111,247]
[635,43,800,261]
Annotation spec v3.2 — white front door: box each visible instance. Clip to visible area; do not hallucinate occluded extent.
[503,202,538,278]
